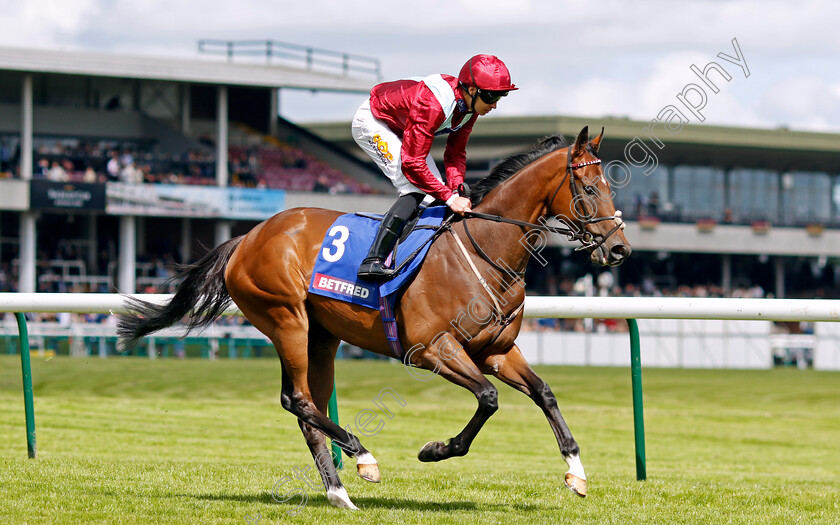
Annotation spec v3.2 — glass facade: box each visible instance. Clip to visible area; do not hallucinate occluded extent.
[779,171,831,224]
[671,166,725,220]
[613,164,669,219]
[610,164,837,226]
[729,168,779,223]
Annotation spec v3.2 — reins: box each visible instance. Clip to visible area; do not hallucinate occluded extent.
[438,145,627,339]
[463,145,625,259]
[384,145,627,343]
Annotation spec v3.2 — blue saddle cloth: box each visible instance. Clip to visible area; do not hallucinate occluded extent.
[308,206,447,309]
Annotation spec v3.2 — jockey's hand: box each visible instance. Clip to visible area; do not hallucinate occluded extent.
[448,196,472,216]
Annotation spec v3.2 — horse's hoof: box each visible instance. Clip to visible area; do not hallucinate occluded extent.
[357,462,380,483]
[327,486,359,510]
[564,473,587,497]
[417,440,444,462]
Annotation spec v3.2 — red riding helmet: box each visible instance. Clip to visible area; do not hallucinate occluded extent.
[458,54,518,91]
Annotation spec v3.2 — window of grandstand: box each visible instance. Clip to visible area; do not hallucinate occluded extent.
[780,171,831,225]
[672,166,726,220]
[613,164,669,220]
[729,168,779,223]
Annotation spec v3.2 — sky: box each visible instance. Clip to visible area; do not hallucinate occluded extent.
[1,0,840,132]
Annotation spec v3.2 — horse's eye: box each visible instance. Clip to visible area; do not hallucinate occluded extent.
[584,185,597,195]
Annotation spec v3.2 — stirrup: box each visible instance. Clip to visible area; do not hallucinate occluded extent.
[357,258,396,280]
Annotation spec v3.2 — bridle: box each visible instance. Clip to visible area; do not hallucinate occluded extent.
[464,145,625,261]
[546,145,625,253]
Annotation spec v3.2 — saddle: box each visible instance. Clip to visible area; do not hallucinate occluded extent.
[308,206,449,310]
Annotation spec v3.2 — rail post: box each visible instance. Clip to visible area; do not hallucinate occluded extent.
[15,313,36,459]
[327,381,343,469]
[627,318,646,480]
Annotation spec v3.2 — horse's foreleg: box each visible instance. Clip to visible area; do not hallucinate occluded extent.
[409,340,499,462]
[481,344,587,497]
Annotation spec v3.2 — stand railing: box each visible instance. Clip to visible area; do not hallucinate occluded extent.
[197,39,381,79]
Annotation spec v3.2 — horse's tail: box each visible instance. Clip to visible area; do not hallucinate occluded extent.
[116,236,244,350]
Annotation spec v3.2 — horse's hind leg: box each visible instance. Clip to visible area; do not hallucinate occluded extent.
[243,301,379,483]
[481,344,587,497]
[295,324,366,510]
[297,419,358,510]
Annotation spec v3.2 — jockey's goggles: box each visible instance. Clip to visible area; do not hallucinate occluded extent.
[477,89,509,104]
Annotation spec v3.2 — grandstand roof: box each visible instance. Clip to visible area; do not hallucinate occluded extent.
[306,115,840,172]
[0,46,374,93]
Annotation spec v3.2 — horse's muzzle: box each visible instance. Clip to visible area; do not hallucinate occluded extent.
[590,240,631,266]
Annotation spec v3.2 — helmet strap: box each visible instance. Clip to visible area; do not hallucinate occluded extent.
[468,57,478,112]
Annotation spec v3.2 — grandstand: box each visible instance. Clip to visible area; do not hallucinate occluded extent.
[1,43,839,304]
[0,43,393,296]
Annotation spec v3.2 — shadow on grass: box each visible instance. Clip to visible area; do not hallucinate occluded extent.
[196,491,550,512]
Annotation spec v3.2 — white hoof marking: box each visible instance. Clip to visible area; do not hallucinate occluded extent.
[564,453,587,480]
[355,451,377,465]
[326,486,359,510]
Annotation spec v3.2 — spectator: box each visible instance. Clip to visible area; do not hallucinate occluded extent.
[83,166,97,183]
[312,174,331,193]
[0,139,10,174]
[35,159,49,178]
[48,161,69,181]
[120,162,143,184]
[648,191,659,217]
[106,152,121,181]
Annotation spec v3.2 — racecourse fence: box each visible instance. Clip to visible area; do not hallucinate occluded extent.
[3,317,833,369]
[3,294,839,370]
[5,293,840,479]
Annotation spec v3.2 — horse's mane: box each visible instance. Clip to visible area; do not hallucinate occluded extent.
[469,135,567,206]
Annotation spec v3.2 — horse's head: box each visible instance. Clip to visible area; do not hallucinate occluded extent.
[547,126,631,266]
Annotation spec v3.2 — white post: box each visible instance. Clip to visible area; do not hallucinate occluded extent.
[20,74,33,180]
[18,74,36,293]
[118,216,136,293]
[216,86,228,187]
[18,213,37,293]
[215,221,232,246]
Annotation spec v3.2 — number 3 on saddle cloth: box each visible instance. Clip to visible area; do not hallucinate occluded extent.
[308,206,447,360]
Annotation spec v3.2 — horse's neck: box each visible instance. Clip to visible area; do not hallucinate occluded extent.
[469,152,562,272]
[476,151,561,225]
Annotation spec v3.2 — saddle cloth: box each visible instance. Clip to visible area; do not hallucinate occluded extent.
[308,206,447,309]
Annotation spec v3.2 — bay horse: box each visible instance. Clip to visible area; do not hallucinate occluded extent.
[117,126,630,510]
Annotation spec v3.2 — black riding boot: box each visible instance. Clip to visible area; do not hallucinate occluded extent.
[357,193,424,280]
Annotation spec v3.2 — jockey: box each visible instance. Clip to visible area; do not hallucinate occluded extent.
[352,54,517,280]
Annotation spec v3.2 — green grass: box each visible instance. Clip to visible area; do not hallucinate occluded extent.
[1,355,838,524]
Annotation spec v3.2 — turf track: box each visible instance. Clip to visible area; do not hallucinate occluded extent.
[1,355,838,524]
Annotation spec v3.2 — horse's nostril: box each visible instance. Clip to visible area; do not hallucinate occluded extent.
[611,244,629,259]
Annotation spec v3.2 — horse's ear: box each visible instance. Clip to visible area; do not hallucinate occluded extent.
[590,127,605,155]
[572,126,589,157]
